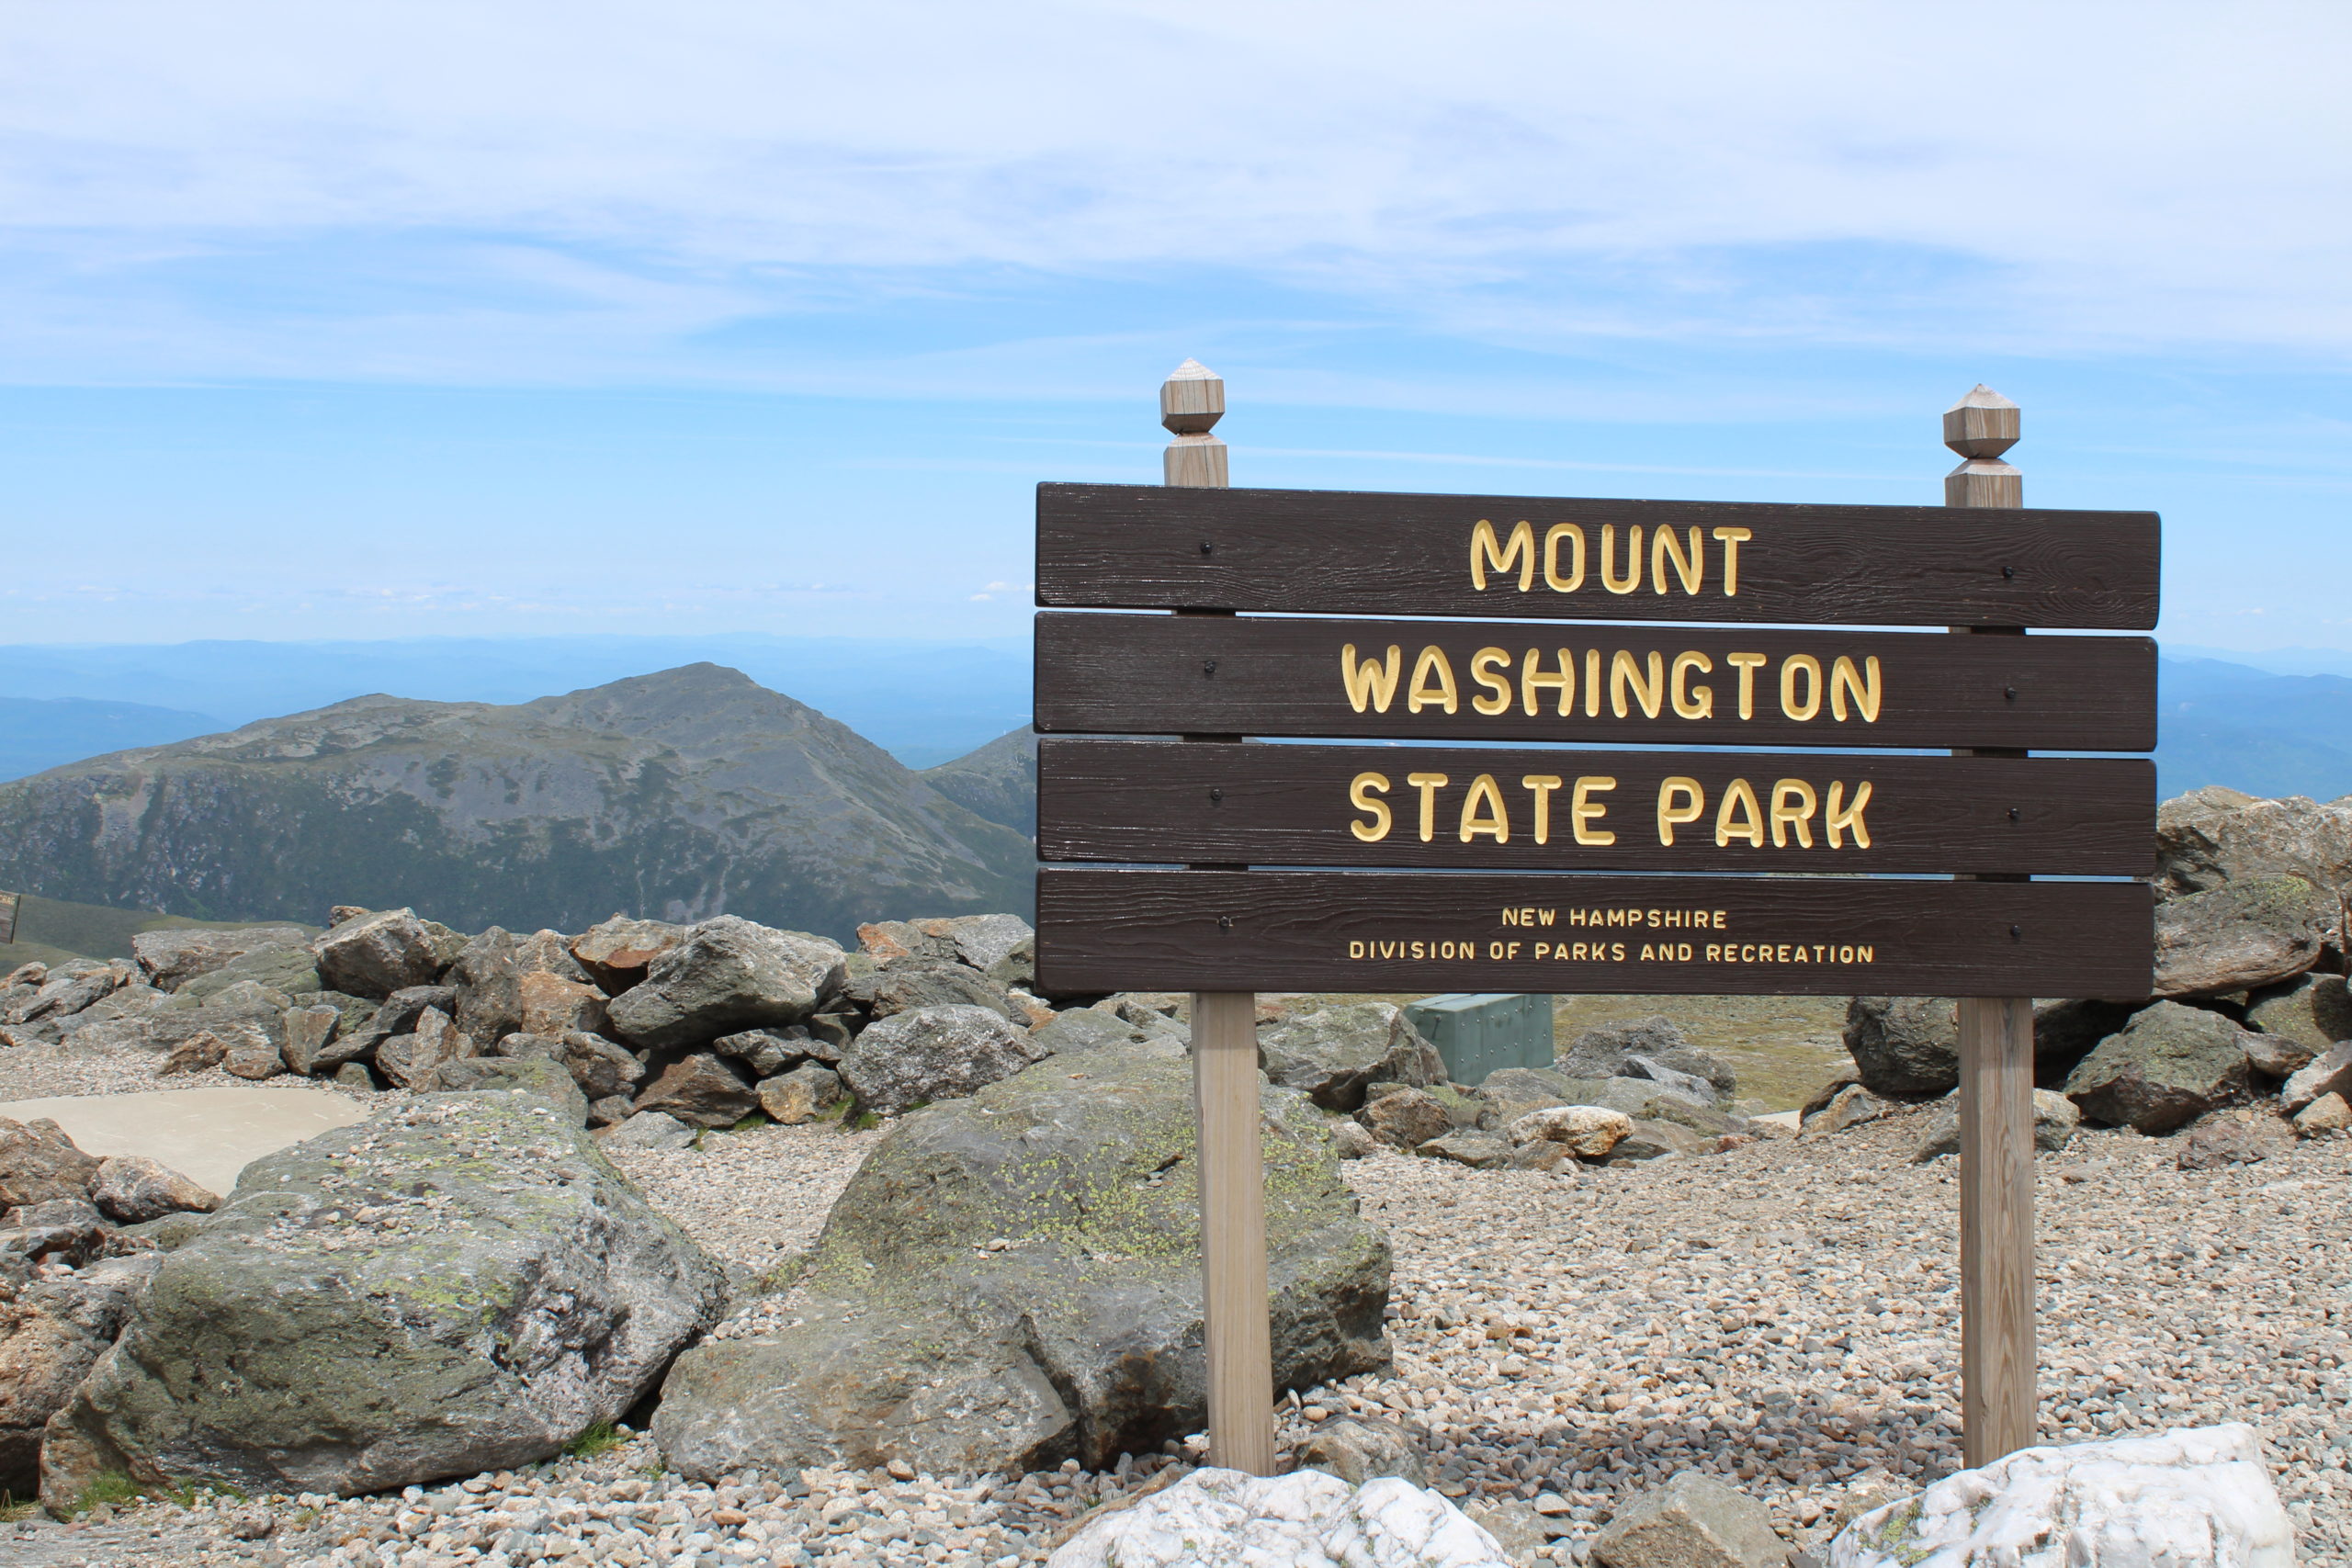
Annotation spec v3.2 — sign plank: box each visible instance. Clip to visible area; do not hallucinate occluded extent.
[1035,869,2153,998]
[1038,483,2161,629]
[1037,740,2154,877]
[1035,613,2156,752]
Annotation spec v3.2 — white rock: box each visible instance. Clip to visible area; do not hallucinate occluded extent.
[1506,1104,1633,1156]
[1046,1468,1511,1568]
[1826,1424,2295,1568]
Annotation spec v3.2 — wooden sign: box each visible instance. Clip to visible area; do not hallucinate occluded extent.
[1038,483,2160,628]
[1037,870,2154,998]
[1038,740,2155,877]
[1035,612,2157,751]
[0,891,17,947]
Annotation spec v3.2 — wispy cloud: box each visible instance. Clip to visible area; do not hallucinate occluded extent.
[1,1,2345,389]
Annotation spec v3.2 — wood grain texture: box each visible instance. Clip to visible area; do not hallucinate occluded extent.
[1034,613,2157,752]
[1036,483,2158,628]
[1037,740,2155,877]
[1192,987,1275,1473]
[1035,870,2154,998]
[1960,993,2039,1464]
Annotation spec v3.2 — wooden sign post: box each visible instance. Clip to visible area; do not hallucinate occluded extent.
[1034,371,2156,1473]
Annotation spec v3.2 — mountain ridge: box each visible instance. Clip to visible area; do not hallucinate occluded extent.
[0,663,1034,943]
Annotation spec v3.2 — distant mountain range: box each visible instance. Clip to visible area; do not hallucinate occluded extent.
[0,634,1030,775]
[0,665,1034,942]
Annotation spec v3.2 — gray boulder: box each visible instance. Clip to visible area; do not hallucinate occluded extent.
[1622,1055,1717,1106]
[1356,1088,1453,1150]
[0,1252,157,1495]
[1802,1085,1892,1136]
[1558,1017,1737,1096]
[2155,786,2352,897]
[757,1064,844,1124]
[1,963,125,1027]
[1257,1003,1445,1112]
[569,916,686,993]
[601,1111,695,1150]
[1295,1415,1428,1487]
[652,1046,1388,1479]
[175,945,320,1006]
[433,1056,591,1125]
[281,1004,352,1077]
[2064,1001,2252,1133]
[1418,1132,1510,1168]
[711,1026,807,1078]
[40,1093,727,1504]
[311,908,446,999]
[1842,998,1960,1096]
[605,916,844,1049]
[838,1003,1048,1117]
[450,929,596,1044]
[632,1053,757,1128]
[0,1118,100,1208]
[1475,1066,1584,1131]
[2175,1110,2296,1170]
[866,962,1023,1024]
[1611,1118,1713,1161]
[493,1030,645,1101]
[2280,1043,2352,1113]
[373,1007,473,1091]
[1030,1008,1185,1057]
[2030,998,2145,1087]
[1592,1470,1784,1568]
[2153,875,2335,998]
[2244,973,2352,1070]
[1912,1089,2081,1162]
[1588,1077,1738,1135]
[857,914,1035,978]
[375,984,459,1039]
[131,926,311,993]
[90,1156,219,1224]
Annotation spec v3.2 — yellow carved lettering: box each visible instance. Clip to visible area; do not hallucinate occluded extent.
[1600,525,1644,593]
[1611,649,1665,719]
[1670,651,1713,719]
[1459,774,1510,843]
[1727,651,1767,719]
[1770,778,1818,848]
[1652,525,1703,595]
[1572,776,1617,845]
[1780,654,1823,721]
[1521,774,1564,844]
[1711,526,1751,595]
[1657,777,1704,845]
[1521,649,1575,716]
[1407,647,1459,714]
[1349,773,1392,842]
[1826,779,1873,848]
[1830,655,1882,723]
[1714,777,1764,848]
[1406,773,1449,842]
[1469,519,1535,592]
[1469,647,1512,716]
[1543,525,1585,592]
[1340,644,1402,714]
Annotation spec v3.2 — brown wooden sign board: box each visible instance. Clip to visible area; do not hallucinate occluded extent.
[1035,869,2154,998]
[1038,740,2155,878]
[1038,483,2160,629]
[1035,612,2157,752]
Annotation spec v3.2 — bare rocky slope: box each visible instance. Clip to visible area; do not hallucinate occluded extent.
[0,664,1034,943]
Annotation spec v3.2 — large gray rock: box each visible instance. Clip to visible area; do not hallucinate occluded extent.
[175,944,320,1006]
[2243,973,2352,1071]
[1842,998,1960,1096]
[838,1003,1048,1117]
[1475,1066,1583,1131]
[1295,1415,1429,1487]
[1046,1470,1510,1568]
[0,1118,100,1208]
[2155,786,2352,898]
[1912,1089,2081,1163]
[0,1252,157,1495]
[653,1046,1388,1479]
[570,916,686,993]
[493,1030,645,1101]
[1593,1470,1783,1568]
[710,1026,806,1078]
[90,1156,219,1224]
[2153,875,2336,998]
[1258,1003,1446,1112]
[1557,1017,1737,1096]
[757,1063,844,1124]
[433,1055,591,1125]
[858,914,1035,979]
[40,1093,727,1504]
[1356,1088,1453,1150]
[2064,1001,2253,1133]
[865,962,1023,1024]
[0,963,126,1027]
[373,1007,473,1091]
[2280,1043,2352,1113]
[1030,1008,1186,1057]
[631,1053,757,1128]
[605,916,845,1049]
[132,926,311,993]
[311,908,446,999]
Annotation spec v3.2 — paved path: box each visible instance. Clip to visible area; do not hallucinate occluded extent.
[0,1085,368,1196]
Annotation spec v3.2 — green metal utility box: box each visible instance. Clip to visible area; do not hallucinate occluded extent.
[1403,993,1553,1086]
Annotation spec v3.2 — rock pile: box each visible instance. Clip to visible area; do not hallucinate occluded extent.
[1800,786,2352,1166]
[0,1118,219,1495]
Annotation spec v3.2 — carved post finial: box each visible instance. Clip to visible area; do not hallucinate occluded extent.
[1944,385,2021,507]
[1162,359,1228,489]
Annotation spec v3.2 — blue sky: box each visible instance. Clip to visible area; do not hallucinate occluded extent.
[0,2,2345,650]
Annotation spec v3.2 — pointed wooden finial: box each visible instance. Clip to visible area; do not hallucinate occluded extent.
[1943,385,2020,506]
[1162,359,1228,488]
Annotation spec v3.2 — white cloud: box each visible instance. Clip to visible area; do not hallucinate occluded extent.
[0,0,2346,380]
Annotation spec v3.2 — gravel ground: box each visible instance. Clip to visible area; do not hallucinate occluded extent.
[8,1096,2344,1565]
[0,1039,384,1104]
